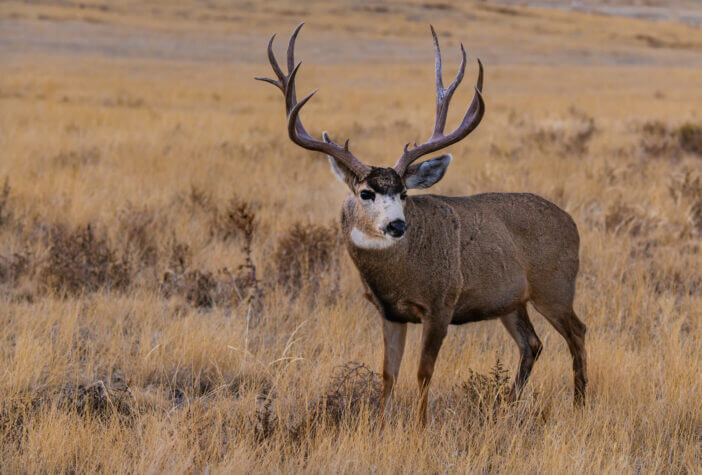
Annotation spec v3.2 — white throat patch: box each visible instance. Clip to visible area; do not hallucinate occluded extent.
[350,227,396,250]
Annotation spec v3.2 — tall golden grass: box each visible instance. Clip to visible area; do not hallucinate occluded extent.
[0,1,701,472]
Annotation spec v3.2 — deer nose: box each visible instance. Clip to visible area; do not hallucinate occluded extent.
[386,220,407,238]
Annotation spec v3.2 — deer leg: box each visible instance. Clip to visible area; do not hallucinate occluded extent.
[560,311,587,406]
[534,303,588,406]
[380,319,407,419]
[417,322,448,426]
[500,305,543,401]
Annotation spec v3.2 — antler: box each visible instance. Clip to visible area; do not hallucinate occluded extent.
[255,23,371,179]
[393,25,485,176]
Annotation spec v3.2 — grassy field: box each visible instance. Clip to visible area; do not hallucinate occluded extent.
[1,0,701,472]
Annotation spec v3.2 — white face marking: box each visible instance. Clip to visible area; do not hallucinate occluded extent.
[359,190,406,235]
[350,227,396,250]
[377,194,405,224]
[351,190,406,250]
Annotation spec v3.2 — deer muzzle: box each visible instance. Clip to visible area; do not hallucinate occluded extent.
[386,220,407,238]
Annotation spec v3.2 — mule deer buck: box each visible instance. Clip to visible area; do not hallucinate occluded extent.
[257,24,587,425]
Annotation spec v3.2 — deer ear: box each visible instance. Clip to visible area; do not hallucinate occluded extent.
[324,132,357,190]
[404,154,451,189]
[328,156,357,188]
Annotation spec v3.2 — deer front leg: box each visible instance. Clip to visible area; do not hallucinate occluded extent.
[417,322,448,426]
[380,319,407,419]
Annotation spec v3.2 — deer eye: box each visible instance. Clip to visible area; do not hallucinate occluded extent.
[359,190,375,201]
[400,191,407,200]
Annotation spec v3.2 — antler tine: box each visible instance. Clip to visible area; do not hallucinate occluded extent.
[286,87,370,178]
[256,24,371,179]
[431,25,443,92]
[285,61,312,137]
[287,88,318,146]
[431,26,467,102]
[476,58,484,92]
[254,23,304,95]
[394,26,485,176]
[432,26,467,138]
[254,35,285,90]
[287,23,304,76]
[462,60,484,125]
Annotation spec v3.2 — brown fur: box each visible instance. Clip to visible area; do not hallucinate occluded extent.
[342,191,587,424]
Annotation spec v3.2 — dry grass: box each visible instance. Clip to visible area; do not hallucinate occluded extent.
[0,0,701,472]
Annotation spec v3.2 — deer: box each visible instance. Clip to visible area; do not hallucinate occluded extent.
[256,23,587,425]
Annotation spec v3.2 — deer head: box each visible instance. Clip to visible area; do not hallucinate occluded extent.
[256,23,484,243]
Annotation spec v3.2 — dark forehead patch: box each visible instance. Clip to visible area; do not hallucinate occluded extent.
[364,167,404,195]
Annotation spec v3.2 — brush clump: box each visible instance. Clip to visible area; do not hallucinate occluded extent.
[272,222,341,296]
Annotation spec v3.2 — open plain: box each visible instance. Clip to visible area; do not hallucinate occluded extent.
[0,0,701,472]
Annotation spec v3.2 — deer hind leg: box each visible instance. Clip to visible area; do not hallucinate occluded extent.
[417,322,448,426]
[500,304,543,401]
[380,319,407,419]
[533,302,587,406]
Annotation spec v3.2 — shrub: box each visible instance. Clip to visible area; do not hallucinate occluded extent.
[211,196,258,243]
[160,198,263,310]
[669,169,702,235]
[272,222,341,295]
[255,361,381,441]
[604,203,659,238]
[0,177,10,227]
[526,111,596,157]
[186,185,217,216]
[39,224,130,295]
[640,120,679,158]
[148,366,271,407]
[0,252,31,286]
[317,361,382,424]
[230,200,263,303]
[455,358,511,420]
[64,373,134,420]
[678,123,702,155]
[161,236,260,309]
[639,121,702,159]
[118,205,159,269]
[51,147,101,169]
[162,267,237,309]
